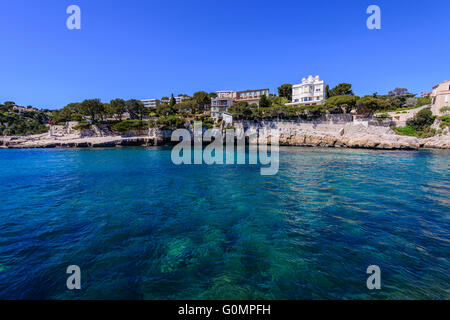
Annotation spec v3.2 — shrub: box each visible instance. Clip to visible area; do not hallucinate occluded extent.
[72,122,91,130]
[439,115,450,129]
[111,120,150,132]
[419,126,436,138]
[416,96,431,107]
[392,125,418,137]
[406,108,435,130]
[156,116,186,130]
[392,124,436,138]
[375,113,391,121]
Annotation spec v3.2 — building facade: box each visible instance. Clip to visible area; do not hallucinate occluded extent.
[211,91,235,120]
[286,75,326,106]
[176,96,189,104]
[235,88,270,106]
[158,96,189,105]
[141,99,161,108]
[431,80,450,115]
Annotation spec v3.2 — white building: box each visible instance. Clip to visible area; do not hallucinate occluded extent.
[286,75,326,106]
[158,96,190,105]
[176,96,189,104]
[141,99,161,108]
[216,91,236,99]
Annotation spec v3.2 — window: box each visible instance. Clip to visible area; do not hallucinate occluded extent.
[446,95,449,103]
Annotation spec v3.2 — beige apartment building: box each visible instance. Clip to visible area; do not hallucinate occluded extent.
[431,80,450,115]
[235,88,270,106]
[211,91,235,120]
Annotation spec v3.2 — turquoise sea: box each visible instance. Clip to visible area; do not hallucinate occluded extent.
[0,147,448,299]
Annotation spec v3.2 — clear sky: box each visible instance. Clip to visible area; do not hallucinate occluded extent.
[0,0,449,109]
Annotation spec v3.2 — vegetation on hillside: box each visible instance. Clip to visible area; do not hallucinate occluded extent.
[439,115,450,129]
[0,102,50,136]
[1,83,439,136]
[392,108,436,138]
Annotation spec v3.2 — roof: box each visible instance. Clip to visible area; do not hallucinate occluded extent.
[237,88,269,93]
[433,80,450,89]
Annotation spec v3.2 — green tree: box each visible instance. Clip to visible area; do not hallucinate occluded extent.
[174,101,193,114]
[156,115,186,129]
[126,99,145,120]
[4,101,16,108]
[110,98,127,120]
[169,94,176,107]
[156,103,175,117]
[388,88,409,96]
[228,101,253,120]
[52,102,83,123]
[259,94,272,108]
[278,84,293,101]
[325,85,331,98]
[384,88,416,109]
[328,83,354,97]
[80,99,104,122]
[193,91,211,112]
[356,96,384,116]
[209,92,217,99]
[103,103,114,119]
[325,95,360,113]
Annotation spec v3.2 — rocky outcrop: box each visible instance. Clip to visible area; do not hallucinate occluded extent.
[419,134,450,149]
[235,121,421,150]
[1,120,449,150]
[0,136,162,149]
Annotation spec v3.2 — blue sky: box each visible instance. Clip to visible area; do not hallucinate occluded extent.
[0,0,449,109]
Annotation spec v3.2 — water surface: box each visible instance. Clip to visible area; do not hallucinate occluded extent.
[0,147,448,299]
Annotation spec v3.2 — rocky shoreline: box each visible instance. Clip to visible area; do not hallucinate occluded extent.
[1,121,449,150]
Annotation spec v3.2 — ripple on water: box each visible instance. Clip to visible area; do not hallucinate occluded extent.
[0,147,448,299]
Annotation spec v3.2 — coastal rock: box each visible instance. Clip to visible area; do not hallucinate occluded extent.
[420,133,450,149]
[1,120,447,150]
[237,121,421,150]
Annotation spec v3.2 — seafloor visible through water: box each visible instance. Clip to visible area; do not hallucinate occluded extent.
[0,147,448,299]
